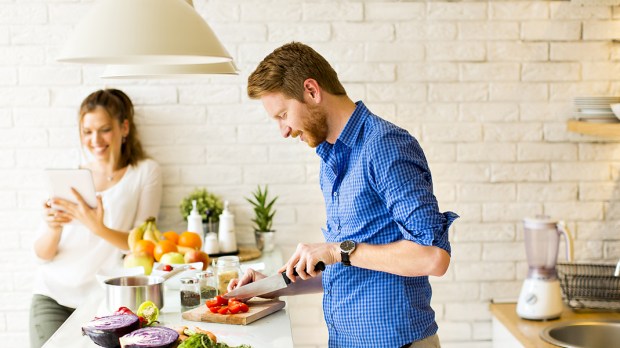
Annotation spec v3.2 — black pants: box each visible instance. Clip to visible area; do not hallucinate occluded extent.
[29,294,75,348]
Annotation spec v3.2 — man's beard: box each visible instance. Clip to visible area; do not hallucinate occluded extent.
[298,104,329,148]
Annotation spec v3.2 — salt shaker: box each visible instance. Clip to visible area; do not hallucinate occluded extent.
[203,232,220,255]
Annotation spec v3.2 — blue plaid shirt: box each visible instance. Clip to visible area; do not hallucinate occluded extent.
[317,101,458,348]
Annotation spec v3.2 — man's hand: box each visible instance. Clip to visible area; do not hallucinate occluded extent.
[279,242,338,282]
[227,268,268,301]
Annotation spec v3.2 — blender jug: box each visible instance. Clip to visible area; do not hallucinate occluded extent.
[523,217,573,279]
[517,216,573,320]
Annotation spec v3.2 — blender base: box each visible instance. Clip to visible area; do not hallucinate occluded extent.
[516,278,563,320]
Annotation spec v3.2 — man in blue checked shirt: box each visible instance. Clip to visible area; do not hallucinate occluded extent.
[228,42,458,348]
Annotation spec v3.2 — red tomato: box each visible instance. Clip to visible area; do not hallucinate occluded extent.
[218,306,229,315]
[215,295,228,306]
[162,265,173,272]
[115,307,135,315]
[208,306,220,313]
[239,303,249,312]
[205,300,218,308]
[228,303,241,314]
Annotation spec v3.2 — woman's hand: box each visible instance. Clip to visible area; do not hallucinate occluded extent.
[43,199,72,232]
[51,188,105,235]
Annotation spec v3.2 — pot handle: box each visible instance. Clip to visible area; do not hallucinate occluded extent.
[160,264,191,281]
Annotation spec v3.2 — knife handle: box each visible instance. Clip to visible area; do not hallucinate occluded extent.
[282,261,326,285]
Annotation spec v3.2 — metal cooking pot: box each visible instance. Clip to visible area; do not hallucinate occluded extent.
[104,266,187,312]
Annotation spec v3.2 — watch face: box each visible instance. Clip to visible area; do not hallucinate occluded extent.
[340,240,355,253]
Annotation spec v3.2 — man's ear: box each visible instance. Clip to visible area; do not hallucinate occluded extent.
[304,78,321,103]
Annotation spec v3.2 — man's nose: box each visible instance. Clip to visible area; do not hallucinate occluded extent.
[278,120,291,138]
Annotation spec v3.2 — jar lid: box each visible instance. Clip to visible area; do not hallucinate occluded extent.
[216,255,240,266]
[195,270,214,279]
[180,277,198,284]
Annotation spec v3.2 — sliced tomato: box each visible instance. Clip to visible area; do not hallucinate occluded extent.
[239,303,249,313]
[208,306,220,313]
[228,303,241,314]
[215,295,228,306]
[218,306,229,315]
[205,299,218,308]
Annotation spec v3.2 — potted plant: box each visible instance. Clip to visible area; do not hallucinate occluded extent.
[179,188,224,233]
[246,184,278,252]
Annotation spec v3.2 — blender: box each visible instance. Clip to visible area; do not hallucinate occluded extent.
[516,216,573,320]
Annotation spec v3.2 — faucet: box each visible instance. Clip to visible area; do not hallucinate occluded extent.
[615,259,620,277]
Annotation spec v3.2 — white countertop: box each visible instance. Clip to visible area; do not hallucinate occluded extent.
[43,248,294,348]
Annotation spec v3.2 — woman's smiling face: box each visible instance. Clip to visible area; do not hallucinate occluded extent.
[80,107,128,163]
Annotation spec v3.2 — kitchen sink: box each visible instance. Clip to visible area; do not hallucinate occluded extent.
[540,319,620,348]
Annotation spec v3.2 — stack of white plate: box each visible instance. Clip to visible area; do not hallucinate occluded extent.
[574,96,620,123]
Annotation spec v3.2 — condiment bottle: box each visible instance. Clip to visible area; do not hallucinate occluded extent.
[215,256,241,295]
[218,201,237,253]
[187,200,204,244]
[196,270,218,300]
[179,277,201,311]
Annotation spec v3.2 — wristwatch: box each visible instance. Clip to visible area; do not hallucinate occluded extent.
[339,240,357,266]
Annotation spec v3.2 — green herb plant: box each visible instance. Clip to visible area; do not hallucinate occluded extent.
[179,188,224,223]
[245,185,278,233]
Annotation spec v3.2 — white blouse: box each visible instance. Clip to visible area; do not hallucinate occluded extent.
[32,159,162,308]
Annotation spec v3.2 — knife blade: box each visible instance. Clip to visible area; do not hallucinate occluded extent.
[223,261,325,299]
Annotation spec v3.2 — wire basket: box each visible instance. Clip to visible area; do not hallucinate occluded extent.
[556,262,620,311]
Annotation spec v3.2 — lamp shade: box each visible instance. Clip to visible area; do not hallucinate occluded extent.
[57,0,232,64]
[100,62,240,79]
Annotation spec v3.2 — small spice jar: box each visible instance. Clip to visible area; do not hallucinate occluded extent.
[196,270,218,300]
[215,256,241,295]
[179,277,201,311]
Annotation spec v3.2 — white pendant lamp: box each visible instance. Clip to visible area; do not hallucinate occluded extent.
[57,0,232,65]
[101,62,239,79]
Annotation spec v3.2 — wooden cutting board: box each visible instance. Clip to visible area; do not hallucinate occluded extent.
[181,299,285,325]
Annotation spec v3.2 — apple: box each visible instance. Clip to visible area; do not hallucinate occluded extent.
[159,252,185,265]
[124,252,154,275]
[184,250,209,270]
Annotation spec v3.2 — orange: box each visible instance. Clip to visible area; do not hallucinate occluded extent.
[134,240,155,258]
[162,231,179,244]
[153,240,178,262]
[178,231,202,250]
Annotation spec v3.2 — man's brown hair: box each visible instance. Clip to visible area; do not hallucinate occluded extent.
[247,42,347,102]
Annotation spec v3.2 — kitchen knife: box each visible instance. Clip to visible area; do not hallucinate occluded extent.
[223,261,325,299]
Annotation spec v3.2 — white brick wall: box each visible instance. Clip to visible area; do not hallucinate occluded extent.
[2,1,620,347]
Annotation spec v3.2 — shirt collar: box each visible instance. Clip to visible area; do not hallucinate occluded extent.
[316,101,369,158]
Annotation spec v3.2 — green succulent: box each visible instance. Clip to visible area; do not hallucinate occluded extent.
[246,185,278,232]
[179,188,224,223]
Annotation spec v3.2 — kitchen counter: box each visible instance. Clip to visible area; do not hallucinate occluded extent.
[490,302,620,348]
[43,248,294,348]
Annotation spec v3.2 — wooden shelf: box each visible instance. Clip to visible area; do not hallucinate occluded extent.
[567,119,620,137]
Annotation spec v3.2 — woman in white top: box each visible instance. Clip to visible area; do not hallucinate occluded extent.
[30,89,163,348]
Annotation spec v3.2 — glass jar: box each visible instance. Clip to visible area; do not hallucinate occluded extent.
[215,256,241,295]
[179,277,201,311]
[196,270,218,300]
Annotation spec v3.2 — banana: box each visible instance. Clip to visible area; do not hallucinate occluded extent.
[151,220,164,241]
[127,220,148,252]
[142,219,160,244]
